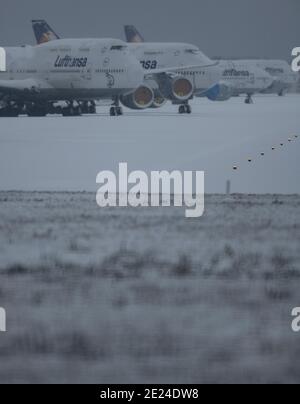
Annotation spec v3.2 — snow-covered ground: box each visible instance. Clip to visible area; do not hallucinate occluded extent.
[0,192,300,383]
[0,95,299,383]
[0,95,299,194]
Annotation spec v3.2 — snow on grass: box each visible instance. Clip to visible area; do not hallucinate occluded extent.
[0,192,300,383]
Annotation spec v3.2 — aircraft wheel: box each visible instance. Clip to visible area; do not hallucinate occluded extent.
[179,105,185,114]
[245,95,253,105]
[27,107,47,117]
[74,106,82,116]
[55,106,62,115]
[62,107,71,117]
[179,105,191,114]
[0,108,19,117]
[116,107,123,116]
[110,107,116,117]
[89,105,97,114]
[186,105,192,114]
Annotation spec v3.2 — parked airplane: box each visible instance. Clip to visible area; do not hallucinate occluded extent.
[124,25,234,111]
[238,59,298,96]
[0,38,146,117]
[1,32,217,118]
[124,25,275,104]
[31,20,224,114]
[213,60,276,104]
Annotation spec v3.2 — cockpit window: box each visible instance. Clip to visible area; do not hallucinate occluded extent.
[185,49,201,55]
[110,45,127,51]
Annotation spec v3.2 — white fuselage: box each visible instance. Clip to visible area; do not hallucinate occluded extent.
[128,42,222,94]
[0,38,144,102]
[238,59,298,94]
[217,60,274,95]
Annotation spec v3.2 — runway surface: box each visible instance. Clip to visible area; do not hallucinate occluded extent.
[0,95,299,194]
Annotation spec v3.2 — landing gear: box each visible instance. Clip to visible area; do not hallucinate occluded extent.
[81,101,97,114]
[245,94,254,104]
[178,104,192,114]
[26,103,47,117]
[1,100,98,118]
[0,107,19,117]
[0,102,21,117]
[110,97,123,116]
[62,102,82,117]
[110,107,116,117]
[88,101,97,114]
[110,106,123,116]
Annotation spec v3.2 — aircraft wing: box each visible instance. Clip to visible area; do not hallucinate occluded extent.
[0,78,51,95]
[144,62,219,79]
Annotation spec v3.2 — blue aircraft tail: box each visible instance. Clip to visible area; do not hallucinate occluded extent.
[32,20,60,44]
[124,25,145,43]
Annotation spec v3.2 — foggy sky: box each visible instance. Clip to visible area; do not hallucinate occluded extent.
[0,0,299,61]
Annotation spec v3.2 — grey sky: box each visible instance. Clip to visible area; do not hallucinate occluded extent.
[0,0,299,60]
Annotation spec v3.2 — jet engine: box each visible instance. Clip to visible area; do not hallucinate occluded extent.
[150,90,167,109]
[157,75,194,102]
[205,81,233,101]
[120,85,154,110]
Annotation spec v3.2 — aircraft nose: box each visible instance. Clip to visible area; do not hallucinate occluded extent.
[264,72,275,88]
[215,64,224,82]
[258,70,274,89]
[271,76,281,86]
[211,62,223,84]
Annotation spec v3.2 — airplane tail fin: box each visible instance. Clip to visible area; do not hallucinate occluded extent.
[32,20,60,44]
[124,25,145,43]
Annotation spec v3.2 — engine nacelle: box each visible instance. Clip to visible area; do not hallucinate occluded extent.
[150,90,167,109]
[206,81,233,101]
[157,76,194,102]
[120,85,154,110]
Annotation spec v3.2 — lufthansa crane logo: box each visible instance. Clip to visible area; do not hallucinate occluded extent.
[106,72,115,88]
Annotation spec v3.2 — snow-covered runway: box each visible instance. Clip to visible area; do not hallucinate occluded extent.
[0,95,299,193]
